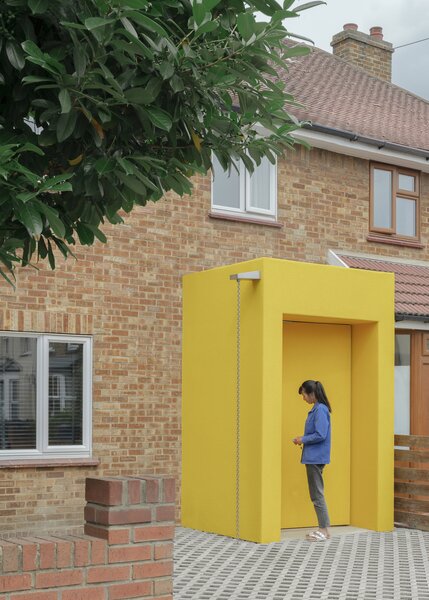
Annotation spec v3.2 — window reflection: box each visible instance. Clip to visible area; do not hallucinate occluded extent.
[0,337,37,449]
[394,334,410,435]
[48,342,83,446]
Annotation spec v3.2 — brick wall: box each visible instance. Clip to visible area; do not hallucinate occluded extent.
[0,144,428,534]
[0,476,174,599]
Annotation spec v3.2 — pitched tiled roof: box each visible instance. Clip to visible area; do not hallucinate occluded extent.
[281,46,429,152]
[338,254,429,318]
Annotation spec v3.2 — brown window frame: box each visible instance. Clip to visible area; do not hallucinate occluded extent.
[370,163,420,242]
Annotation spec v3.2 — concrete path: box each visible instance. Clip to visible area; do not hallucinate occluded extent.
[174,526,429,599]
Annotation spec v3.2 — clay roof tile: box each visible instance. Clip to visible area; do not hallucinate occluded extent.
[281,45,429,151]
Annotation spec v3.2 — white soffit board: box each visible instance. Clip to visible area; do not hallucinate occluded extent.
[396,320,429,330]
[293,129,429,173]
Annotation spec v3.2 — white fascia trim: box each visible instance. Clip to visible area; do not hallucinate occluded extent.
[293,129,429,173]
[327,250,349,267]
[328,248,429,269]
[396,320,429,330]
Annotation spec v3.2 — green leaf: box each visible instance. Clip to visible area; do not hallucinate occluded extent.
[287,31,316,44]
[73,46,87,77]
[13,202,44,238]
[2,239,25,252]
[75,222,94,245]
[145,107,172,131]
[194,20,219,37]
[39,173,74,189]
[158,61,175,80]
[125,79,162,104]
[84,17,116,30]
[116,172,147,196]
[16,192,37,203]
[0,267,16,289]
[33,201,66,238]
[52,236,75,259]
[47,239,56,270]
[126,12,169,37]
[120,17,138,38]
[163,174,183,195]
[59,89,72,113]
[192,0,221,24]
[293,1,326,12]
[19,142,44,156]
[95,158,115,174]
[250,0,283,16]
[6,41,25,70]
[117,0,149,7]
[22,40,66,74]
[56,110,78,142]
[272,8,298,21]
[21,40,45,60]
[117,187,134,212]
[28,0,49,13]
[201,0,222,9]
[60,20,87,31]
[283,45,311,58]
[46,182,73,192]
[117,157,136,175]
[170,74,185,93]
[85,224,107,243]
[22,75,53,85]
[237,13,256,41]
[134,171,159,192]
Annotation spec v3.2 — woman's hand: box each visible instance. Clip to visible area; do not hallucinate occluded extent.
[292,437,303,445]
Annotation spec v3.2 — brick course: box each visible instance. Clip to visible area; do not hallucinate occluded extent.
[0,476,174,600]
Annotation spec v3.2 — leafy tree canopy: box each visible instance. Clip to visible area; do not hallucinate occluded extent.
[0,0,323,284]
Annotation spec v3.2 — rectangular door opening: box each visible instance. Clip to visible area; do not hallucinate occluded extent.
[282,321,351,529]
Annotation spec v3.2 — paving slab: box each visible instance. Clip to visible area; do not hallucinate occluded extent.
[174,526,429,599]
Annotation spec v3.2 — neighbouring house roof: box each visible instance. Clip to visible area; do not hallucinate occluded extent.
[336,253,429,319]
[282,46,429,153]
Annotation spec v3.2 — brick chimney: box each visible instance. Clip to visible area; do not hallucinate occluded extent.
[331,24,394,82]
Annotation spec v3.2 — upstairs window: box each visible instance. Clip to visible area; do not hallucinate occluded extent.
[0,333,92,460]
[211,155,277,220]
[370,164,419,241]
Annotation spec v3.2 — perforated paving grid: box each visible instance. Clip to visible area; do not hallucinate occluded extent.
[174,527,429,599]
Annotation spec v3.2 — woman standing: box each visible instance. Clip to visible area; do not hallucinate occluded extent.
[293,380,332,542]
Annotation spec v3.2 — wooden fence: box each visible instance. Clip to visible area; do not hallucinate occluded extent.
[394,434,429,531]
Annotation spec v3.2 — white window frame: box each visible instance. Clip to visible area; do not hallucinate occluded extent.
[0,332,92,460]
[211,155,277,220]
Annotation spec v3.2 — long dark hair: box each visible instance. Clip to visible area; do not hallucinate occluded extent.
[298,380,332,413]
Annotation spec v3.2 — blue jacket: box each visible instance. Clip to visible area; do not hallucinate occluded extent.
[301,402,331,465]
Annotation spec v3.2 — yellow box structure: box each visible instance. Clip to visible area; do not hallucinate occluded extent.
[182,258,394,543]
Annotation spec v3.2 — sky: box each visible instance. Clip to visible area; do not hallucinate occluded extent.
[281,0,429,100]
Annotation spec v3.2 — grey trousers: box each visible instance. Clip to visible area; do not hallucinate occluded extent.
[305,464,330,528]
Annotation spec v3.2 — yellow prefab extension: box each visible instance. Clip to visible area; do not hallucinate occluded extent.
[182,258,394,543]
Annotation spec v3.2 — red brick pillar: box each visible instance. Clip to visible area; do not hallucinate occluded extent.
[84,475,175,599]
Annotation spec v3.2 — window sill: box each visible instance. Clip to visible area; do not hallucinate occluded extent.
[367,234,424,249]
[209,211,283,228]
[0,457,100,469]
